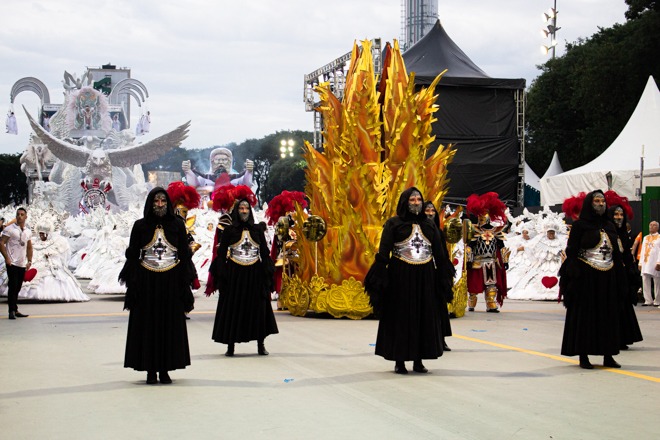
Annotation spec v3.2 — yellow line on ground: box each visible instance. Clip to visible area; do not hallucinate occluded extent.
[455,334,660,383]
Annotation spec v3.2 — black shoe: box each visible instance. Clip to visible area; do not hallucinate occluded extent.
[486,308,500,313]
[620,345,629,351]
[8,311,15,320]
[579,355,593,370]
[225,343,235,357]
[257,342,269,356]
[442,341,451,352]
[413,361,428,373]
[159,371,172,384]
[394,362,408,374]
[14,311,28,318]
[603,356,621,368]
[185,314,190,320]
[468,307,474,312]
[146,371,157,384]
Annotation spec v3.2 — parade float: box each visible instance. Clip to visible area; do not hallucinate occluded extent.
[280,40,464,319]
[10,66,189,214]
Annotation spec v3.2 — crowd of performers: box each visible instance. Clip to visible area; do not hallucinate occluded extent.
[0,177,654,380]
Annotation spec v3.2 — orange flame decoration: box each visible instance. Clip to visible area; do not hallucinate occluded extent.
[286,40,455,319]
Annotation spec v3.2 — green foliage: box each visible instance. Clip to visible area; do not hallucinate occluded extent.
[526,10,660,174]
[263,156,307,203]
[0,154,28,206]
[625,0,659,19]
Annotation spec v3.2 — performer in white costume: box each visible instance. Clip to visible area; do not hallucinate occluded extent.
[508,215,567,300]
[18,221,90,302]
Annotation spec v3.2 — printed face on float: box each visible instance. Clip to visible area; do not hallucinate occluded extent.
[425,204,436,219]
[212,151,232,173]
[153,193,168,217]
[522,230,530,239]
[592,194,606,215]
[408,192,422,215]
[546,230,556,240]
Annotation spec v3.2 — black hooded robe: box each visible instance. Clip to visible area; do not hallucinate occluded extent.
[607,205,643,347]
[120,187,194,372]
[366,187,455,362]
[560,190,622,357]
[211,200,278,344]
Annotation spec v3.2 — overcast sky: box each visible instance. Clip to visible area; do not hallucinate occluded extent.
[0,0,628,155]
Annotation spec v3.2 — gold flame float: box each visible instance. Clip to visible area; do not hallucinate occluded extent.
[281,40,455,319]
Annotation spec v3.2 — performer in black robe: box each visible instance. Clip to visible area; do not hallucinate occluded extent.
[604,191,643,349]
[424,201,453,351]
[120,187,195,384]
[365,187,455,374]
[559,190,623,369]
[211,198,278,356]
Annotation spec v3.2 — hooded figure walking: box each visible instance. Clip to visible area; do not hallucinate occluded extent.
[211,197,278,356]
[365,187,455,374]
[120,187,195,384]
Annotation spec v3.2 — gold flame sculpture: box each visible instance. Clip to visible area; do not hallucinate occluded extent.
[280,39,455,319]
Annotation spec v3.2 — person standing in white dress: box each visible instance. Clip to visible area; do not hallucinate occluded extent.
[19,222,90,302]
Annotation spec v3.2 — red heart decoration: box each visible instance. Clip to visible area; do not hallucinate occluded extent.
[24,268,38,282]
[541,276,558,289]
[452,258,459,266]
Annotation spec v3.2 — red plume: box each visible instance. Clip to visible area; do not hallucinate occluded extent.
[167,181,200,209]
[231,185,257,207]
[212,184,236,212]
[604,190,634,220]
[466,192,506,221]
[562,192,587,221]
[265,191,308,225]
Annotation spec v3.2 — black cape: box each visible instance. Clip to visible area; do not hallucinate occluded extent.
[607,205,643,346]
[120,187,194,372]
[560,190,622,356]
[211,200,278,344]
[365,187,455,361]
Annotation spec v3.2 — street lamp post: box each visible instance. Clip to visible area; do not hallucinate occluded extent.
[280,139,295,158]
[541,0,560,58]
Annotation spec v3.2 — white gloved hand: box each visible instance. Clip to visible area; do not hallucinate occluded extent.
[245,159,254,172]
[182,160,191,172]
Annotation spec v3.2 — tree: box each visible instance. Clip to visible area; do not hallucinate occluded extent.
[625,0,659,19]
[0,154,28,206]
[526,9,660,174]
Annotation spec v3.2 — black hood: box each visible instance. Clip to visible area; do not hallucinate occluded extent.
[396,186,425,221]
[423,200,440,229]
[578,189,607,224]
[143,187,175,219]
[230,198,255,226]
[607,204,628,233]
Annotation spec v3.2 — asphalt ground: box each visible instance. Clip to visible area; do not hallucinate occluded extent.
[1,283,659,440]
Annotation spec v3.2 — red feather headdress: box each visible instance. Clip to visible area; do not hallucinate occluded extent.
[265,191,308,225]
[604,190,634,220]
[466,192,506,222]
[211,184,257,212]
[166,181,200,209]
[562,192,587,221]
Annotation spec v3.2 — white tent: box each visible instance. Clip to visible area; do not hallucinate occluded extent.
[541,76,660,205]
[541,151,564,179]
[524,161,541,191]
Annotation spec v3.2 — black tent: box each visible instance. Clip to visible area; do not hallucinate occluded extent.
[402,20,526,206]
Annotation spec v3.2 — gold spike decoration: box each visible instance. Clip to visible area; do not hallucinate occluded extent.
[281,39,455,319]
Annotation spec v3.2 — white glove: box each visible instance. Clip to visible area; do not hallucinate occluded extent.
[182,160,191,172]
